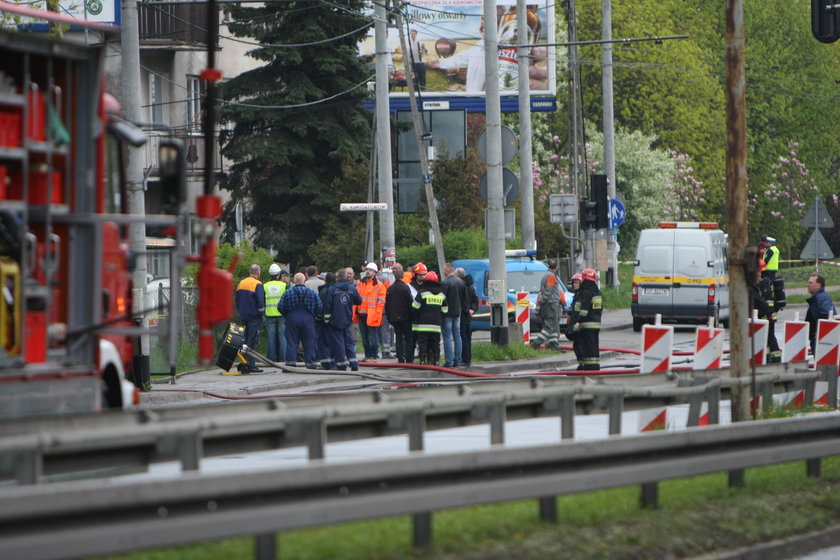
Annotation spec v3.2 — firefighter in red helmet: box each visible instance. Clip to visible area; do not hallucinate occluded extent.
[571,268,602,370]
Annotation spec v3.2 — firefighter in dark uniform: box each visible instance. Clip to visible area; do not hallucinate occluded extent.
[571,268,602,370]
[411,270,447,366]
[564,273,583,363]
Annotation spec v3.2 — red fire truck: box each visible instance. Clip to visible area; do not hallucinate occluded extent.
[0,7,232,417]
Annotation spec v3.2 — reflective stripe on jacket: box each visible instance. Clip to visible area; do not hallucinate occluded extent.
[264,280,287,317]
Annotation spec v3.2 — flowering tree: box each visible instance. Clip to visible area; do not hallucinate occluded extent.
[664,151,705,221]
[749,141,818,256]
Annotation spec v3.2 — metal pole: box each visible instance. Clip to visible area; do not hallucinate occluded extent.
[566,0,586,268]
[395,7,446,269]
[485,0,509,345]
[121,0,150,389]
[725,0,750,422]
[375,1,396,266]
[602,0,618,286]
[517,0,535,253]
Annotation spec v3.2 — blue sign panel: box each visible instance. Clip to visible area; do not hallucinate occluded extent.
[609,198,626,228]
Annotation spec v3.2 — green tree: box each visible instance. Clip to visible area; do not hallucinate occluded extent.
[218,0,373,263]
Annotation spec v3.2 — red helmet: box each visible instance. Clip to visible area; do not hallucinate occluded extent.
[582,268,597,282]
[571,273,583,282]
[424,271,439,283]
[413,262,428,275]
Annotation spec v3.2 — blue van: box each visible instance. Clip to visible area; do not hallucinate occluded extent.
[453,252,574,332]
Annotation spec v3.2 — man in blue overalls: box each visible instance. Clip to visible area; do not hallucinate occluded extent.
[279,272,323,369]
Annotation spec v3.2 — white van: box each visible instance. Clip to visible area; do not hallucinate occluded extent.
[631,222,729,331]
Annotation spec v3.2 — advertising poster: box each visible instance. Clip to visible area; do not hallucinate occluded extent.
[360,0,555,98]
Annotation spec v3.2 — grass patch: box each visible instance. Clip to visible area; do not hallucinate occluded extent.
[471,341,559,362]
[104,457,840,560]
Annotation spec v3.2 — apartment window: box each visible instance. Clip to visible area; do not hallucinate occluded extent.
[186,75,204,131]
[149,73,164,124]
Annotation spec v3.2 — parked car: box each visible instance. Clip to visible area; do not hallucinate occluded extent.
[453,251,574,332]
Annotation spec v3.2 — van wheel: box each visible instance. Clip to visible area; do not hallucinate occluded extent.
[632,317,643,332]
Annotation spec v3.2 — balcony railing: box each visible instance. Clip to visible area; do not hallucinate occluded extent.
[144,131,225,178]
[138,2,217,47]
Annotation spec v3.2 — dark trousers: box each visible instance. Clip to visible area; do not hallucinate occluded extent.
[327,325,357,369]
[243,317,262,370]
[284,303,317,366]
[392,321,413,363]
[416,331,441,365]
[359,319,380,359]
[316,321,332,367]
[578,329,600,370]
[459,315,472,365]
[413,62,426,88]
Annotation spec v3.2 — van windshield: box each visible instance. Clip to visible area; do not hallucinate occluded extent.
[507,270,545,293]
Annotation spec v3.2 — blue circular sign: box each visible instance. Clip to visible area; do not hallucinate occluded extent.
[609,199,626,228]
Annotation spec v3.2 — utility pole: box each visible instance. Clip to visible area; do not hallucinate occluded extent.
[601,0,618,286]
[485,0,509,345]
[395,7,445,270]
[725,0,750,422]
[517,0,535,254]
[375,0,396,267]
[121,0,150,389]
[566,0,588,270]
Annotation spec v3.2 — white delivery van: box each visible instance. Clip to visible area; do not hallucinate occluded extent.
[631,222,729,331]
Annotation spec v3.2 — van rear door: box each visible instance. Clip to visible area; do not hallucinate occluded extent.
[672,230,712,315]
[635,229,676,316]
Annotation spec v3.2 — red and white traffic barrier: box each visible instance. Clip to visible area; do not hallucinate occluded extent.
[639,408,667,432]
[782,319,809,363]
[641,317,674,374]
[693,324,724,370]
[815,318,840,366]
[749,314,769,366]
[516,291,530,344]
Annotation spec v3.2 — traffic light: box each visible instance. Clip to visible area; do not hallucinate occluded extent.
[580,200,597,229]
[591,174,609,230]
[812,0,840,43]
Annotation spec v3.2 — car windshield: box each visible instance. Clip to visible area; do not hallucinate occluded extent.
[507,270,546,293]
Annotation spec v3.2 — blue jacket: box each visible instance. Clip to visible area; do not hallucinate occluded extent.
[323,279,362,329]
[806,288,836,326]
[235,276,265,323]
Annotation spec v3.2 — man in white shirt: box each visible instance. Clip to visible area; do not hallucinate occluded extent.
[408,29,428,90]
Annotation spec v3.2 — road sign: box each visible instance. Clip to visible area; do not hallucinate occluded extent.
[549,193,577,224]
[478,126,518,164]
[609,198,626,228]
[479,168,519,207]
[801,197,835,229]
[800,228,835,260]
[340,203,388,211]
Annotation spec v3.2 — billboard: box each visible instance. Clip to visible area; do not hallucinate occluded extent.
[360,0,555,98]
[9,0,119,26]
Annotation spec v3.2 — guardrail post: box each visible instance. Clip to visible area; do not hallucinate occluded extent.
[538,497,557,523]
[608,394,623,435]
[413,512,432,548]
[760,381,773,413]
[178,434,202,471]
[254,534,276,560]
[16,451,42,485]
[806,458,822,478]
[687,394,702,427]
[305,421,326,460]
[488,404,505,445]
[406,412,433,548]
[728,469,745,487]
[823,365,839,409]
[560,395,575,439]
[640,482,658,508]
[706,385,721,425]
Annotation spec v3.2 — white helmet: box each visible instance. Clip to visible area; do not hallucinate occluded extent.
[268,263,281,276]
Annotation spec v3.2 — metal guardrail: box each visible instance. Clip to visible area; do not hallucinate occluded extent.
[0,363,834,486]
[0,412,839,560]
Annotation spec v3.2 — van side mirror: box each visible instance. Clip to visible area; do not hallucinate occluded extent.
[633,259,640,266]
[707,260,714,267]
[159,138,186,214]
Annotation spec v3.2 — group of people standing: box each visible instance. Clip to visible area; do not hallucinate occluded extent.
[234,260,479,372]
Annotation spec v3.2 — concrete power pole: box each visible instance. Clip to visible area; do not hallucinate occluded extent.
[395,9,446,270]
[566,0,587,269]
[485,0,509,345]
[601,0,618,286]
[121,0,150,389]
[517,0,535,254]
[725,0,751,422]
[374,1,396,267]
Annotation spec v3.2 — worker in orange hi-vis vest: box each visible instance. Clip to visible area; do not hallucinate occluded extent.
[355,262,387,361]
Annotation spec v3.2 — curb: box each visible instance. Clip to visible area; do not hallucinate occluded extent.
[692,524,840,560]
